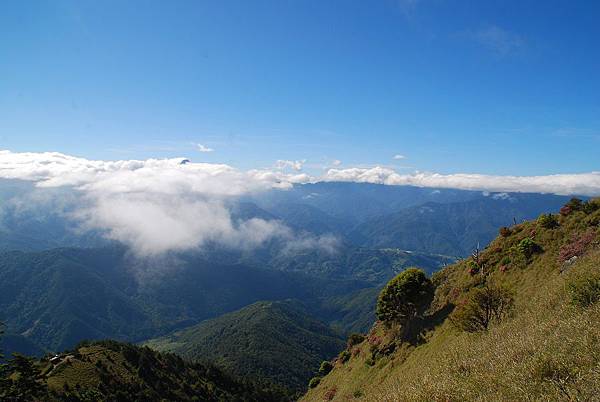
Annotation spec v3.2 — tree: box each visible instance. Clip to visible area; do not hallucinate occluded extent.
[450,285,514,332]
[3,353,47,401]
[376,268,433,326]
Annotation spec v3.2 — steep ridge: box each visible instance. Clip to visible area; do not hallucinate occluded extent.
[303,198,600,401]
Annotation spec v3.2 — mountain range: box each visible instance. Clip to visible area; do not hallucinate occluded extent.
[0,180,583,398]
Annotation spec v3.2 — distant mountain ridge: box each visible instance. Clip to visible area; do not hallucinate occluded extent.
[349,193,572,256]
[0,181,576,258]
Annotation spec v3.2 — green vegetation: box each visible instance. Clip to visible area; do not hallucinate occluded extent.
[376,268,433,326]
[303,199,600,401]
[449,285,514,332]
[1,339,286,401]
[517,237,539,259]
[0,244,450,357]
[144,300,345,396]
[1,353,47,401]
[346,333,365,348]
[308,377,321,388]
[567,269,600,308]
[350,195,571,256]
[318,361,333,376]
[538,213,559,229]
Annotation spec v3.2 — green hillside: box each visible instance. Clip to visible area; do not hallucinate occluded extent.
[0,339,286,401]
[145,300,345,396]
[303,198,600,401]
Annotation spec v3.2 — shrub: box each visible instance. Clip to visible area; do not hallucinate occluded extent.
[558,229,597,263]
[450,285,514,332]
[567,271,600,308]
[347,333,365,348]
[308,376,321,388]
[566,198,584,211]
[318,361,333,376]
[338,350,350,363]
[467,260,479,276]
[537,213,559,229]
[583,199,600,214]
[499,226,512,237]
[560,205,572,216]
[376,268,433,325]
[517,237,539,259]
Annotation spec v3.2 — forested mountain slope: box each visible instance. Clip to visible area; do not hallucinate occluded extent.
[145,300,345,395]
[350,193,571,256]
[0,243,450,355]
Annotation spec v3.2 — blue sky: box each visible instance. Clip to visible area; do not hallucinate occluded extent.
[1,0,599,176]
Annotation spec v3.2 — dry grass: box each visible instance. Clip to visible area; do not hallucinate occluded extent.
[371,253,600,402]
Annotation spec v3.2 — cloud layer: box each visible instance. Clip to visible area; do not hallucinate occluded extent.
[323,167,600,196]
[0,150,324,255]
[1,150,599,254]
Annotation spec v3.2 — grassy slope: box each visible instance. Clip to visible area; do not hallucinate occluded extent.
[144,300,345,394]
[303,203,600,401]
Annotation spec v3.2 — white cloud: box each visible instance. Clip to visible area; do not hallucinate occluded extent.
[323,166,600,196]
[1,149,600,255]
[331,159,342,167]
[393,154,406,160]
[0,150,327,256]
[195,143,214,153]
[275,159,306,171]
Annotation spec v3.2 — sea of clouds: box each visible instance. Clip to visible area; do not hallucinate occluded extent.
[1,149,599,256]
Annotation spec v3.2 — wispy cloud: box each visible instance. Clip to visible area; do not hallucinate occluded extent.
[275,159,306,171]
[468,25,525,57]
[393,154,406,160]
[195,143,214,153]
